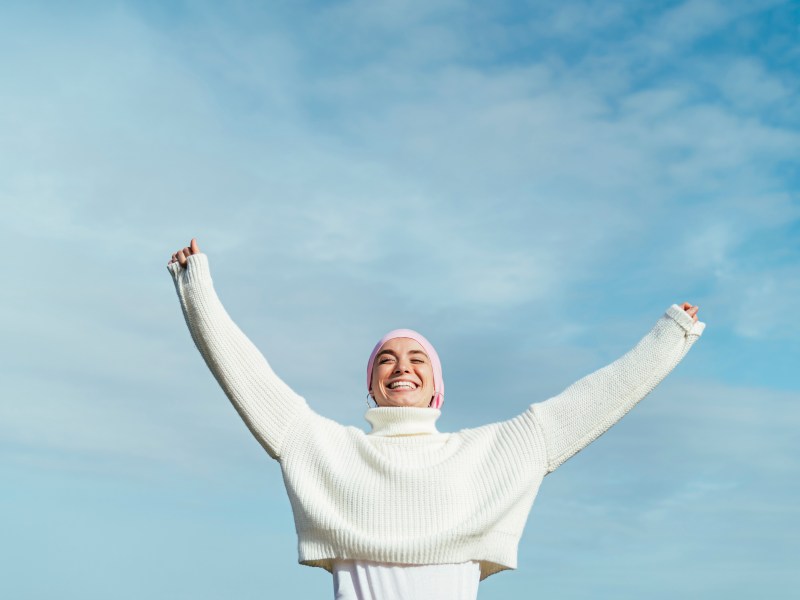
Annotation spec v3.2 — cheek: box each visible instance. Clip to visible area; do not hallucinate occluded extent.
[422,367,435,389]
[374,365,391,385]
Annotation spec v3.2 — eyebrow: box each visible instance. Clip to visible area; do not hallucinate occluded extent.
[376,349,428,358]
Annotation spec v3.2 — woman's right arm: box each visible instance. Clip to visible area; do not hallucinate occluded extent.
[167,239,311,460]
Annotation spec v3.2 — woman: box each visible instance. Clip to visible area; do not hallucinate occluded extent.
[168,238,703,600]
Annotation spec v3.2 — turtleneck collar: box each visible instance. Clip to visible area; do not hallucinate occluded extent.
[365,407,441,437]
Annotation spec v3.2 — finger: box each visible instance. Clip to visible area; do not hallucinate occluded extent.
[685,304,699,322]
[190,238,199,254]
[177,249,187,267]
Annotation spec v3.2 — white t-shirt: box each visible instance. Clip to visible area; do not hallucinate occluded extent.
[332,560,481,600]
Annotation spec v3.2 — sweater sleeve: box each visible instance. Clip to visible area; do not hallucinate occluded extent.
[167,253,311,460]
[532,305,705,473]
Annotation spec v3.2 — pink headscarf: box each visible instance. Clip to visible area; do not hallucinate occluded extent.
[366,329,444,409]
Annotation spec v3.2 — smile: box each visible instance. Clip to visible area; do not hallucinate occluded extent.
[388,380,418,390]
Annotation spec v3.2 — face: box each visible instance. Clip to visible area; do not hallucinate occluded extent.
[370,337,435,408]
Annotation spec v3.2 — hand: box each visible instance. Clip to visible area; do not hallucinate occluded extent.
[169,238,201,269]
[680,302,699,323]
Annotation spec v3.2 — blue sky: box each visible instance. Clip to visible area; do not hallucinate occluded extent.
[1,0,798,598]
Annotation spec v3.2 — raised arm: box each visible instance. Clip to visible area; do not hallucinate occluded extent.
[531,304,705,472]
[167,239,311,460]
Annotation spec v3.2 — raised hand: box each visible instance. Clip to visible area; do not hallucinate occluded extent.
[681,302,699,323]
[169,238,201,268]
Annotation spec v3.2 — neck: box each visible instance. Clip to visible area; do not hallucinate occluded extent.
[365,407,441,437]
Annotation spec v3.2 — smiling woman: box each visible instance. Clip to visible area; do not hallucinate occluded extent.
[167,238,704,600]
[367,331,441,409]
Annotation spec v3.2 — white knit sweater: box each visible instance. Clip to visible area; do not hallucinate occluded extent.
[168,254,705,580]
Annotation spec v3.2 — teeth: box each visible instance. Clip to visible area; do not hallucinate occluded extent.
[389,381,416,389]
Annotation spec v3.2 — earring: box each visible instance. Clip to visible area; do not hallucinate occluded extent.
[365,393,375,409]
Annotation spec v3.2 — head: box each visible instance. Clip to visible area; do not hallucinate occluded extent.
[366,329,444,409]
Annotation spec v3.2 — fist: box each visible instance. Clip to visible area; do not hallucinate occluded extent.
[169,238,200,268]
[681,302,699,323]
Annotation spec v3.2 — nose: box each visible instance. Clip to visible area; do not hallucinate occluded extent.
[394,358,411,374]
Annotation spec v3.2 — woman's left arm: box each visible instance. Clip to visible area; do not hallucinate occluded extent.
[531,303,704,473]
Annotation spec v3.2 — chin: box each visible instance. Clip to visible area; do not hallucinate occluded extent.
[380,396,428,408]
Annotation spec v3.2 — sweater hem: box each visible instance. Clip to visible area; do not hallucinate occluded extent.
[297,529,518,580]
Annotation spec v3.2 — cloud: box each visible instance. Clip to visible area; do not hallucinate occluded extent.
[724,266,800,339]
[718,57,795,112]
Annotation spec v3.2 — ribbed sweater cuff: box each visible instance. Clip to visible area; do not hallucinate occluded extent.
[665,303,705,337]
[167,253,212,287]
